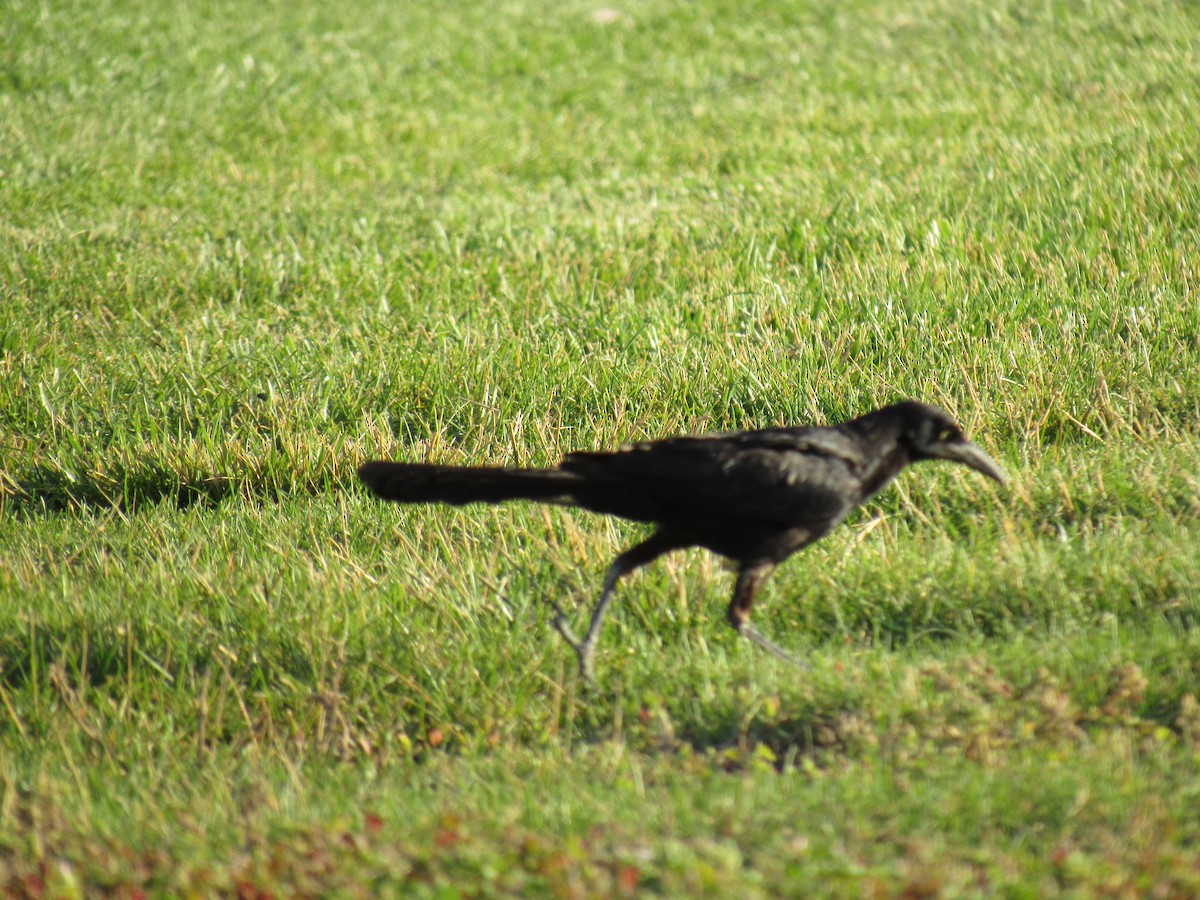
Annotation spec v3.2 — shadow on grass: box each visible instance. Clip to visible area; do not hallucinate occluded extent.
[6,464,233,515]
[4,462,351,517]
[672,701,869,769]
[6,614,1197,769]
[0,621,317,695]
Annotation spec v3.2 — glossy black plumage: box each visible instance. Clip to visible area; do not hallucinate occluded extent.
[359,401,1006,678]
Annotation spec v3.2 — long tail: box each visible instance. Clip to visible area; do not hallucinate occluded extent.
[357,461,581,506]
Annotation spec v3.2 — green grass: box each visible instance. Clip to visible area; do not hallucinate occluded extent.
[3,0,1200,893]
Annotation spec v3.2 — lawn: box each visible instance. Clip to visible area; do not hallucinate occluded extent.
[3,0,1200,894]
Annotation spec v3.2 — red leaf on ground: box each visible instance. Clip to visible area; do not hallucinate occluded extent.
[22,872,46,899]
[434,829,461,849]
[365,812,384,835]
[617,865,640,893]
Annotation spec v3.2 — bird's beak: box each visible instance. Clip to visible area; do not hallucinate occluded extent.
[933,440,1007,485]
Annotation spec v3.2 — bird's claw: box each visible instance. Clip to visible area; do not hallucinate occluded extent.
[738,623,808,669]
[548,601,596,681]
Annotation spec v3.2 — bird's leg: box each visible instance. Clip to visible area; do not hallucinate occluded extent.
[550,531,679,681]
[549,559,624,682]
[727,564,806,668]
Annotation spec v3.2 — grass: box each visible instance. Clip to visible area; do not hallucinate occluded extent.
[3,0,1200,893]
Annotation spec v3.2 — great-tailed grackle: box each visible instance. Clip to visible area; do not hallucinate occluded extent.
[358,401,1006,679]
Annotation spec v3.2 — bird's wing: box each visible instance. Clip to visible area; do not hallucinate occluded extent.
[563,427,865,526]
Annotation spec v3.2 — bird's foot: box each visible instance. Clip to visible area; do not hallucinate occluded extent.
[548,602,596,681]
[738,623,808,669]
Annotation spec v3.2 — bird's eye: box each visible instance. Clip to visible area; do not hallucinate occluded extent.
[937,427,957,442]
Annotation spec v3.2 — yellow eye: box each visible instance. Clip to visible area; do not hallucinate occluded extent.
[938,427,957,442]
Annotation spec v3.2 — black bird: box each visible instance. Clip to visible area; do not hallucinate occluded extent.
[358,401,1006,679]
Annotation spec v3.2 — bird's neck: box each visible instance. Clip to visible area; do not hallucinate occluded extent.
[846,418,914,502]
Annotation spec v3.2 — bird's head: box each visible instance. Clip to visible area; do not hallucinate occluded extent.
[886,401,1007,484]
